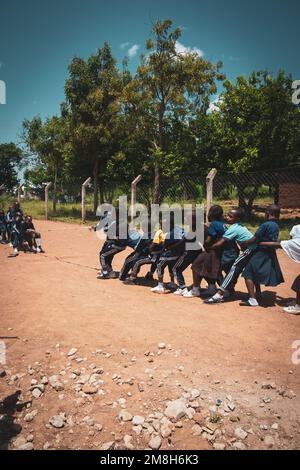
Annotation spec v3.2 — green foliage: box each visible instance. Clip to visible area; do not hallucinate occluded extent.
[0,143,23,191]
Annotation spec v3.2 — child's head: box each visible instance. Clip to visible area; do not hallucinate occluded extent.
[25,215,32,223]
[265,204,281,220]
[226,207,246,225]
[208,205,223,223]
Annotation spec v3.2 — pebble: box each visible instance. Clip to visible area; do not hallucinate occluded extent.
[82,384,98,395]
[31,388,42,399]
[49,413,66,429]
[95,424,103,432]
[101,441,115,450]
[26,434,34,443]
[164,399,188,421]
[213,443,226,451]
[24,410,38,422]
[18,443,34,451]
[49,375,64,392]
[264,435,275,448]
[158,343,166,350]
[271,423,279,431]
[191,424,202,436]
[132,416,145,426]
[160,424,172,438]
[232,441,246,450]
[0,369,7,378]
[68,348,78,357]
[148,436,162,450]
[119,410,133,422]
[124,435,134,450]
[234,427,248,440]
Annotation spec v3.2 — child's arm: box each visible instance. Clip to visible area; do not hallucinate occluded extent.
[209,238,226,251]
[203,235,214,250]
[258,241,282,248]
[240,236,257,250]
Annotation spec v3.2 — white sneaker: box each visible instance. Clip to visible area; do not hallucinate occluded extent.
[283,305,300,315]
[151,285,167,294]
[173,288,189,296]
[183,289,201,298]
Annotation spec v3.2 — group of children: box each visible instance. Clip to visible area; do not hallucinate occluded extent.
[0,201,45,257]
[92,204,300,315]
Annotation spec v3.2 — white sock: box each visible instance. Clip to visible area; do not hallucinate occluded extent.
[192,286,200,294]
[158,282,164,289]
[249,298,259,306]
[36,238,42,248]
[14,248,18,253]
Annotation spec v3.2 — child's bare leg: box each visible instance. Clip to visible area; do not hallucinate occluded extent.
[245,279,255,299]
[255,283,262,295]
[192,271,201,287]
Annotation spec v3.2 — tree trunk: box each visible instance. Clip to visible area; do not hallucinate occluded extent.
[93,159,99,213]
[153,106,165,204]
[153,161,161,205]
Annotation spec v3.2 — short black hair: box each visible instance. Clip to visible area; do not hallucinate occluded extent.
[232,207,246,222]
[266,204,281,219]
[209,205,223,221]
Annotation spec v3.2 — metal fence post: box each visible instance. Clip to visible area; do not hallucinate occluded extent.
[17,185,23,203]
[131,175,142,221]
[45,182,52,220]
[82,177,92,223]
[206,169,217,220]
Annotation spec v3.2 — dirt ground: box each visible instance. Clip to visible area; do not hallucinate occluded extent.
[0,220,300,451]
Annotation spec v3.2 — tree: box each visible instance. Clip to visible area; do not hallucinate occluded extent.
[205,70,300,212]
[64,43,123,211]
[0,143,22,192]
[22,115,68,212]
[128,19,224,202]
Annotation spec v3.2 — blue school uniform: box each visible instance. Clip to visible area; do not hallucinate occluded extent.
[242,220,284,286]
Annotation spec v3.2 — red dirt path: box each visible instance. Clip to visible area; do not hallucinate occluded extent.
[0,220,299,450]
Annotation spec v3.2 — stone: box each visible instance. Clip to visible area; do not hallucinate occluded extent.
[41,376,49,385]
[14,436,27,448]
[68,348,78,357]
[232,441,246,450]
[95,424,103,432]
[234,427,248,440]
[43,442,50,450]
[190,389,201,400]
[148,436,162,450]
[138,383,145,392]
[264,435,275,448]
[82,384,98,395]
[26,434,34,443]
[262,397,272,404]
[18,443,34,451]
[271,423,279,431]
[213,443,226,450]
[49,375,64,392]
[24,410,38,422]
[0,369,7,378]
[191,424,202,436]
[101,441,115,450]
[132,415,145,426]
[164,399,188,421]
[49,413,66,429]
[228,403,236,411]
[161,424,172,438]
[283,390,296,399]
[124,435,134,450]
[158,343,166,350]
[32,388,42,399]
[119,410,133,422]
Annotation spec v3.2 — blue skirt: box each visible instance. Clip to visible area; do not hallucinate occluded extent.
[242,249,284,287]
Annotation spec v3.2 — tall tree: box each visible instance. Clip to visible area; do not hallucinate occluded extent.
[22,115,68,212]
[64,43,123,211]
[128,19,224,202]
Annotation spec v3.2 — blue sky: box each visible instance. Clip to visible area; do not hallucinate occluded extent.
[0,0,299,145]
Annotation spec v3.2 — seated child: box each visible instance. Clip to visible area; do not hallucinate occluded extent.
[22,215,45,253]
[241,205,284,307]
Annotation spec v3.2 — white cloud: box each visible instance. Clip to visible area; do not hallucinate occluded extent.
[208,95,223,114]
[128,44,140,58]
[120,42,131,50]
[175,41,204,57]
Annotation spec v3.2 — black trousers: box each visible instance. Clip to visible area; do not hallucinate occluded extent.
[99,241,126,273]
[172,250,202,289]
